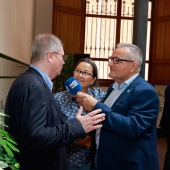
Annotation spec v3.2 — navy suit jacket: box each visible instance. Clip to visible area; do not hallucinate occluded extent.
[93,75,159,170]
[160,83,170,131]
[5,67,85,170]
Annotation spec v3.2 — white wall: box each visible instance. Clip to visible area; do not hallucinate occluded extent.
[0,0,35,64]
[0,0,53,105]
[0,0,53,64]
[34,0,53,36]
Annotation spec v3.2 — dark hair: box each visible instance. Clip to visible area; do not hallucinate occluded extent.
[73,58,98,88]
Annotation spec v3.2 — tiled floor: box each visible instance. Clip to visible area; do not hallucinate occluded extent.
[157,137,167,170]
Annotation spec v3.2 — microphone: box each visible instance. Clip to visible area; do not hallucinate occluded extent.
[64,77,82,95]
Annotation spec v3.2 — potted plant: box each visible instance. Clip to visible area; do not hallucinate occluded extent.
[0,100,20,170]
[52,54,74,93]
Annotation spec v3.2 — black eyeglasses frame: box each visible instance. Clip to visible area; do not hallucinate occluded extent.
[53,51,68,61]
[108,56,134,64]
[74,69,93,77]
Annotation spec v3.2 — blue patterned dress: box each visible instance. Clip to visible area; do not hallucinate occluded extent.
[54,88,106,167]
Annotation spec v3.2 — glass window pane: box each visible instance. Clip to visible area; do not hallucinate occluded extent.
[94,60,111,79]
[146,21,151,61]
[84,17,117,58]
[145,63,149,81]
[148,1,152,19]
[86,0,117,16]
[121,0,134,17]
[120,19,133,43]
[85,0,152,80]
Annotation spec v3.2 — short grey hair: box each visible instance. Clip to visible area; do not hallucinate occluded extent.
[117,43,143,71]
[31,33,63,63]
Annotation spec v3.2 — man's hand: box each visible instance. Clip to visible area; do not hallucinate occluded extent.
[76,106,105,133]
[75,92,98,111]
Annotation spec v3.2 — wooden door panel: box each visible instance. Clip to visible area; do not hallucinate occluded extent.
[155,21,170,59]
[153,62,170,84]
[150,0,170,84]
[53,11,82,53]
[54,0,82,10]
[53,0,85,54]
[157,0,170,16]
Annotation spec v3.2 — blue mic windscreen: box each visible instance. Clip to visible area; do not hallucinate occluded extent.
[64,77,82,95]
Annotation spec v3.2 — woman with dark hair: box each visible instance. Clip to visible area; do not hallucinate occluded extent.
[54,58,106,170]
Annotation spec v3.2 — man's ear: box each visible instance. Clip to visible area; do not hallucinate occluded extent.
[47,51,53,63]
[130,62,139,73]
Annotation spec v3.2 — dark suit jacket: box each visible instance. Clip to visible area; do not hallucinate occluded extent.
[159,83,170,170]
[160,83,170,131]
[5,67,85,170]
[93,75,159,170]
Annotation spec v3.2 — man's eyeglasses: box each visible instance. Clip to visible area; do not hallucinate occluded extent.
[108,56,134,64]
[53,52,68,61]
[74,69,93,77]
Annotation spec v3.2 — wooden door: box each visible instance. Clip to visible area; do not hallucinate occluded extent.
[149,0,170,85]
[53,0,86,54]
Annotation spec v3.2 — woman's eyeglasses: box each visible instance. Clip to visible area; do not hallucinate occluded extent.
[74,69,93,77]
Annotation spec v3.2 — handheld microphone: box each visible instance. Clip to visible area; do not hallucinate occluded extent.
[64,77,82,95]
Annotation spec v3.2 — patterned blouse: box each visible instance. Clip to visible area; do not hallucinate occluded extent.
[54,88,106,167]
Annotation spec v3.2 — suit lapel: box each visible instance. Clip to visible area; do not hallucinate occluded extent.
[27,67,65,123]
[106,75,142,108]
[102,83,114,102]
[45,85,65,123]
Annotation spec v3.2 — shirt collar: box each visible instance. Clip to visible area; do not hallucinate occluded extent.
[30,64,53,91]
[112,73,139,90]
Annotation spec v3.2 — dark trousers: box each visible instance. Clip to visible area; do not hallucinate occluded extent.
[94,150,98,170]
[163,130,170,170]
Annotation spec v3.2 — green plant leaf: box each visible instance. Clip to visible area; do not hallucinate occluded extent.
[0,138,14,157]
[6,140,20,153]
[10,165,19,170]
[0,128,15,139]
[1,133,18,145]
[0,120,8,127]
[0,107,20,169]
[0,151,7,160]
[0,160,9,168]
[0,112,9,117]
